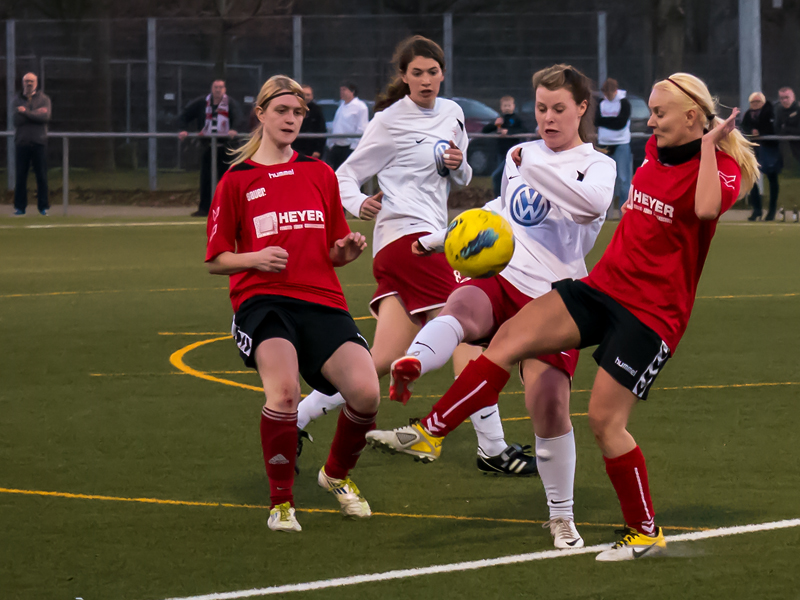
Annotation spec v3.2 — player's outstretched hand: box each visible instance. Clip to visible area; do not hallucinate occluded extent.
[703,108,739,147]
[444,140,463,170]
[331,232,368,266]
[411,240,435,256]
[359,191,383,220]
[252,246,289,272]
[510,146,523,166]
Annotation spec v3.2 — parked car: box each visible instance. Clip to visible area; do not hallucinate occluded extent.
[447,97,502,176]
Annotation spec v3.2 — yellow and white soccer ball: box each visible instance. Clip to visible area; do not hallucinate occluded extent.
[444,208,515,279]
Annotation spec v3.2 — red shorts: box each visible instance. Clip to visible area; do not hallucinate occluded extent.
[370,233,460,322]
[461,274,580,378]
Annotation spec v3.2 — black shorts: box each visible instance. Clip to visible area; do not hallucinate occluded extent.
[552,279,671,400]
[232,295,370,396]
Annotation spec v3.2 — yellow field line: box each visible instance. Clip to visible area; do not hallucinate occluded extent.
[0,486,706,532]
[2,288,794,300]
[169,336,264,393]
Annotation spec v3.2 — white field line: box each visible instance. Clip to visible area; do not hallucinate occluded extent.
[161,518,800,600]
[0,221,204,230]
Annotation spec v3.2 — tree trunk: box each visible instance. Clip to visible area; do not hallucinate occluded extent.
[653,0,685,78]
[91,19,116,170]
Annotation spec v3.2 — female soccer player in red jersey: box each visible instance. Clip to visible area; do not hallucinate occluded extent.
[390,73,758,559]
[205,75,380,533]
[297,36,532,474]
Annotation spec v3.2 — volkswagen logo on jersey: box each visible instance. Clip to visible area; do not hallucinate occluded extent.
[433,140,450,177]
[510,184,550,226]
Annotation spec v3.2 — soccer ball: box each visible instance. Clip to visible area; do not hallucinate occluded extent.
[444,208,515,279]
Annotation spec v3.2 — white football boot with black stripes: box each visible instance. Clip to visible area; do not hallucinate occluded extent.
[476,443,539,476]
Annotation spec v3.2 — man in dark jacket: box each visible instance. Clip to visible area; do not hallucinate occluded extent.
[482,96,527,196]
[12,73,51,216]
[741,92,782,221]
[178,79,243,217]
[775,87,800,163]
[294,85,327,158]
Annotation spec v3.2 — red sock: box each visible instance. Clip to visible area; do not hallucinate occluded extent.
[604,446,656,536]
[260,407,298,508]
[324,405,377,480]
[423,355,510,437]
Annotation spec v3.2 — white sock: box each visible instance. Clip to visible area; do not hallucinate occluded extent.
[470,404,508,457]
[407,315,465,375]
[297,390,345,430]
[536,429,577,519]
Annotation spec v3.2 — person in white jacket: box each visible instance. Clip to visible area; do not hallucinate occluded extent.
[366,64,616,550]
[596,78,633,219]
[297,36,537,475]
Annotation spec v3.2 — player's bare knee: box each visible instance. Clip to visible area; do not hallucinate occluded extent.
[263,381,301,412]
[343,378,380,413]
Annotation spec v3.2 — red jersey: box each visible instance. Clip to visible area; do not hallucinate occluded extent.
[205,152,352,313]
[585,136,741,351]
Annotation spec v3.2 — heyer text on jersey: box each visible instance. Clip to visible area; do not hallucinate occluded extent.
[630,186,674,223]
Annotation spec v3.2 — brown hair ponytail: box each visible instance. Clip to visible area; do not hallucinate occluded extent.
[375,35,446,112]
[532,64,595,143]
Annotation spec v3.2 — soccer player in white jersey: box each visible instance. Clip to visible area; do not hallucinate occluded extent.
[296,36,536,476]
[367,65,617,549]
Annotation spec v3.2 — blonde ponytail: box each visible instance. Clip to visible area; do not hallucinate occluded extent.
[229,75,307,166]
[654,73,758,197]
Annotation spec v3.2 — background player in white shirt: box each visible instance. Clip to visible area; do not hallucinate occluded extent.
[298,36,536,472]
[325,82,369,170]
[367,65,616,549]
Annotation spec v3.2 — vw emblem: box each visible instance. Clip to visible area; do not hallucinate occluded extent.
[510,184,549,226]
[433,140,450,177]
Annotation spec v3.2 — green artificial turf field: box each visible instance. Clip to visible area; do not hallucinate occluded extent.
[1,216,799,600]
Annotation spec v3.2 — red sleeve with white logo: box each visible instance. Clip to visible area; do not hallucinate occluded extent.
[584,136,742,352]
[205,173,238,262]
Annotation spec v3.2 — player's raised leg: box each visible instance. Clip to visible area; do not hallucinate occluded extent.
[590,368,665,561]
[523,358,583,548]
[317,341,380,518]
[255,338,303,532]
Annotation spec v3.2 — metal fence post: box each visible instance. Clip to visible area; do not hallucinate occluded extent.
[293,15,303,84]
[597,11,607,86]
[739,0,761,111]
[147,18,158,191]
[6,20,16,191]
[62,137,69,215]
[443,13,453,96]
[176,65,182,170]
[211,137,218,196]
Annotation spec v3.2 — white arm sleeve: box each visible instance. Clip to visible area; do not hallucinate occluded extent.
[519,157,615,224]
[449,118,473,187]
[336,117,397,217]
[418,228,448,252]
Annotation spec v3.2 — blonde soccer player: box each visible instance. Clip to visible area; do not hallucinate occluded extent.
[205,75,379,533]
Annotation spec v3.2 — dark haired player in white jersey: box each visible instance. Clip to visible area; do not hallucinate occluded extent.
[381,73,758,560]
[296,36,536,476]
[368,64,616,549]
[205,75,380,533]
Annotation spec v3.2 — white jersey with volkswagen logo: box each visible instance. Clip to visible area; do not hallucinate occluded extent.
[420,139,615,299]
[336,95,472,256]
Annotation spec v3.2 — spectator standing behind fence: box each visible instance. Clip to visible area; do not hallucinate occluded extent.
[179,79,243,217]
[294,85,327,158]
[775,87,800,163]
[482,95,527,196]
[741,92,782,221]
[595,78,632,220]
[325,82,369,171]
[12,73,51,216]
